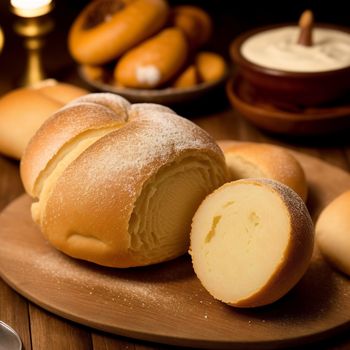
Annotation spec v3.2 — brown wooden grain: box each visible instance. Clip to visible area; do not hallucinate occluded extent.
[29,303,93,350]
[92,331,167,350]
[0,156,23,210]
[0,280,32,350]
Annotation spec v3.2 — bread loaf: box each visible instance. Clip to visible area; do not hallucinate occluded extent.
[114,28,188,88]
[218,141,308,201]
[21,93,228,267]
[170,5,212,50]
[0,80,87,159]
[190,178,314,307]
[316,190,350,277]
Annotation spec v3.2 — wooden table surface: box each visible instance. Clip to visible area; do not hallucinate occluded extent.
[1,1,350,349]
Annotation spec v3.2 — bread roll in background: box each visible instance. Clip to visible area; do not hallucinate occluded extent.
[173,65,198,88]
[217,140,308,201]
[68,0,169,65]
[170,5,212,50]
[190,178,314,308]
[114,28,188,88]
[195,52,227,83]
[21,93,228,267]
[0,80,88,159]
[316,190,350,277]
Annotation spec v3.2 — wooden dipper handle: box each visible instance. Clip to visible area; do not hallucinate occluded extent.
[297,10,314,46]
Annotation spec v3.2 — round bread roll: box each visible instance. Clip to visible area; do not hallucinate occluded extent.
[217,141,308,201]
[20,93,228,268]
[195,52,227,83]
[170,5,212,50]
[316,190,350,277]
[114,27,188,88]
[0,80,87,159]
[68,0,169,65]
[81,64,106,81]
[190,178,314,307]
[173,64,198,88]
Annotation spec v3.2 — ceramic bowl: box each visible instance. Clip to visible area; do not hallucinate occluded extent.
[226,75,350,135]
[230,24,350,107]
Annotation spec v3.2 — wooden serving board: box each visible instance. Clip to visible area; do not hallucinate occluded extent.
[1,152,350,349]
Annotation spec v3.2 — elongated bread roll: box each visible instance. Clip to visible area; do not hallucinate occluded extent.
[218,141,308,201]
[190,178,314,307]
[21,93,228,267]
[316,190,350,277]
[0,80,87,159]
[170,5,212,50]
[114,28,188,88]
[69,0,169,65]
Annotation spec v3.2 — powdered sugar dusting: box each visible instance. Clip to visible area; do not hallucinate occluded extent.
[72,110,223,202]
[66,92,130,121]
[129,103,176,119]
[26,246,200,313]
[27,93,227,267]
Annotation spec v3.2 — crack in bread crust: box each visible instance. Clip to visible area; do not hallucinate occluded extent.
[21,93,228,267]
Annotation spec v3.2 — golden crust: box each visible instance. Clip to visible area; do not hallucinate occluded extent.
[0,82,87,160]
[217,140,308,201]
[232,179,314,307]
[316,190,350,277]
[21,94,129,197]
[190,178,314,308]
[195,52,227,83]
[68,0,169,65]
[171,5,212,49]
[114,28,188,88]
[173,65,198,88]
[41,117,225,266]
[21,93,228,267]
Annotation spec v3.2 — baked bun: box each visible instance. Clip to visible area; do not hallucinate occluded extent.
[190,178,314,307]
[172,51,227,88]
[81,64,106,81]
[218,141,308,201]
[195,52,227,83]
[20,93,228,268]
[114,28,188,88]
[316,190,350,277]
[170,5,212,50]
[68,0,169,65]
[0,80,87,159]
[172,64,198,88]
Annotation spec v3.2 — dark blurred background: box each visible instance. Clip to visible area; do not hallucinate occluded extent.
[0,0,349,94]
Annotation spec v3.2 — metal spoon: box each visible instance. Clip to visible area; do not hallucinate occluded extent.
[0,321,22,350]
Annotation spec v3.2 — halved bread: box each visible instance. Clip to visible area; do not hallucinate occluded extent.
[190,178,314,307]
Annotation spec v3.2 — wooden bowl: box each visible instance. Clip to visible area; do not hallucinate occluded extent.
[226,75,350,135]
[79,65,227,105]
[230,24,350,107]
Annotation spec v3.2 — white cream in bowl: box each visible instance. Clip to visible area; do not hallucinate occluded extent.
[241,26,350,72]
